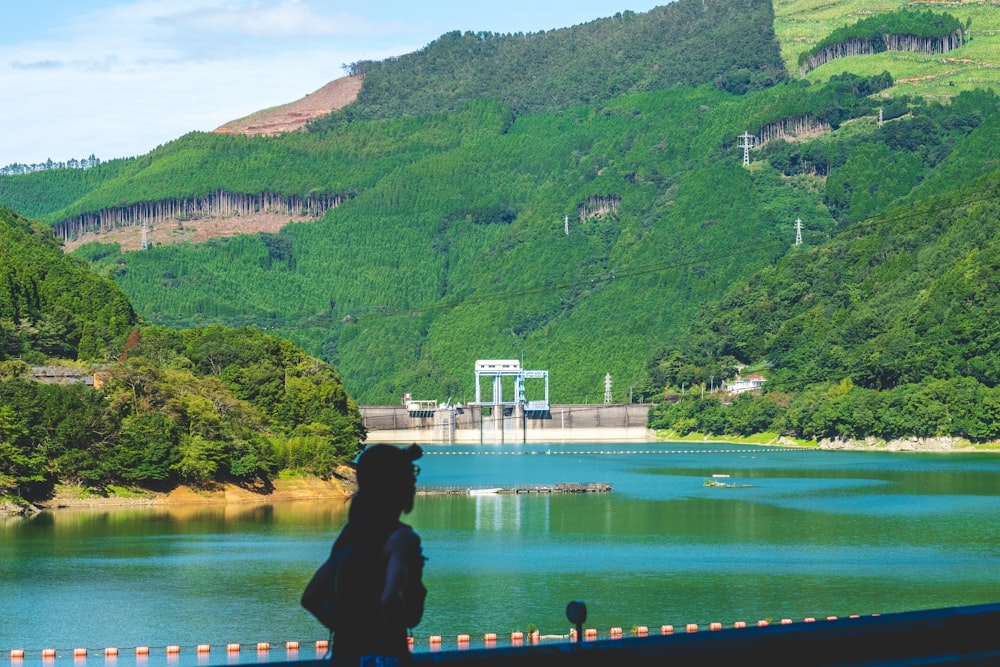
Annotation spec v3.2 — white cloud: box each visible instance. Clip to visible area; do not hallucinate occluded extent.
[0,0,666,166]
[157,0,392,38]
[0,1,410,165]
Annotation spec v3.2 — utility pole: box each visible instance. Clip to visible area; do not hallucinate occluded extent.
[738,131,755,166]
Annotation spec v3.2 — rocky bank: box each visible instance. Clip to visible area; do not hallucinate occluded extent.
[1,472,353,517]
[818,436,994,452]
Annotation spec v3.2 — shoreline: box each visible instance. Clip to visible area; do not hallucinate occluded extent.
[650,431,1000,453]
[4,436,997,517]
[816,435,1000,453]
[1,475,352,518]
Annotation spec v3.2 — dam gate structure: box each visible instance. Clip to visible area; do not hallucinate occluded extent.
[359,403,653,443]
[361,360,656,443]
[471,359,549,443]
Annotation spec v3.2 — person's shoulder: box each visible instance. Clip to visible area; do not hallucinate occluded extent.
[385,523,421,550]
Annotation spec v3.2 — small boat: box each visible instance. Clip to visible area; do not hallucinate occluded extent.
[467,488,502,496]
[704,477,751,488]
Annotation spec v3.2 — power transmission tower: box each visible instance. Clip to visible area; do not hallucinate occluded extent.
[604,373,612,405]
[737,131,755,166]
[140,221,149,250]
[795,217,803,246]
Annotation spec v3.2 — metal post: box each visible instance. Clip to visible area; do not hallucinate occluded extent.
[566,601,587,644]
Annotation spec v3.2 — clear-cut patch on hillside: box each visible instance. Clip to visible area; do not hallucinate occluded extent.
[214,76,363,136]
[57,191,350,252]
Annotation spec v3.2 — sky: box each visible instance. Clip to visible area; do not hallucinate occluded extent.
[0,0,665,168]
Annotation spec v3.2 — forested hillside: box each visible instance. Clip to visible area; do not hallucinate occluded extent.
[1,0,1000,447]
[63,83,858,404]
[774,0,999,102]
[0,324,364,501]
[0,0,800,405]
[798,9,966,75]
[51,74,997,407]
[0,159,131,220]
[0,206,136,361]
[649,166,1000,441]
[0,206,364,503]
[329,0,786,125]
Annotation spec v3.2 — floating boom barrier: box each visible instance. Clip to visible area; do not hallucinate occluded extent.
[7,602,1000,665]
[0,611,943,658]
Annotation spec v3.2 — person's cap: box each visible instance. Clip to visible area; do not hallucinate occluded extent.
[356,444,422,488]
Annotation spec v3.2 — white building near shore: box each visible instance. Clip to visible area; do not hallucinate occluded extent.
[724,374,766,394]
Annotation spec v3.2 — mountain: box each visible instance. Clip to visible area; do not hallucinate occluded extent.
[1,0,999,427]
[326,0,786,124]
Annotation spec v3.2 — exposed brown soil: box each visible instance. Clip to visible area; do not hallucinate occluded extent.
[214,75,362,137]
[60,76,361,254]
[32,474,353,513]
[61,212,301,253]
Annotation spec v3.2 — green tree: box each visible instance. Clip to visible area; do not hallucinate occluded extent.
[107,413,180,484]
[0,403,43,493]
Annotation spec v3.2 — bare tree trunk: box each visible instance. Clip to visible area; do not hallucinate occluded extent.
[53,190,353,243]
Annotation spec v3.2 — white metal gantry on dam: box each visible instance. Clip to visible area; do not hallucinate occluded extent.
[472,359,550,417]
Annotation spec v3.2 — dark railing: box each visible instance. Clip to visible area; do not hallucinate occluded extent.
[281,602,1000,667]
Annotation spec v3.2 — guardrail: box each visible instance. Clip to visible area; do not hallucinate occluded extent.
[270,602,1000,667]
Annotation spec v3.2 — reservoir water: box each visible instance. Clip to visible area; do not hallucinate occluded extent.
[2,442,999,667]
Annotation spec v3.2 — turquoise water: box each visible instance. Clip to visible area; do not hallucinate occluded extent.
[2,443,999,666]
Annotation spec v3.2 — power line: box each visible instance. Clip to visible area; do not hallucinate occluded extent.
[346,191,998,324]
[353,242,784,321]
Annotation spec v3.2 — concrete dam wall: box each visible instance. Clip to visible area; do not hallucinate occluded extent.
[360,403,655,443]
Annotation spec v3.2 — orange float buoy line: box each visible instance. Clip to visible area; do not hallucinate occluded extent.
[5,617,877,659]
[3,641,331,661]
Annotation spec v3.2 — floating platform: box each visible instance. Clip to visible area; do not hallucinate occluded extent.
[704,477,752,488]
[419,483,612,496]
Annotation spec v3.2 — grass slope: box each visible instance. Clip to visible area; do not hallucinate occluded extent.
[774,0,1000,101]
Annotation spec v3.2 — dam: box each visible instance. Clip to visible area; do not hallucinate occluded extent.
[363,359,655,442]
[359,402,654,443]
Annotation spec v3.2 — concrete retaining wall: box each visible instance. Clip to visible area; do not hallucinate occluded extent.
[360,404,655,443]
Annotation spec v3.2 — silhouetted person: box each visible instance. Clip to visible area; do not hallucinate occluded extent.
[327,444,426,666]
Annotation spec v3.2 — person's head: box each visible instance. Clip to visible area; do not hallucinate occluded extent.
[352,444,422,519]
